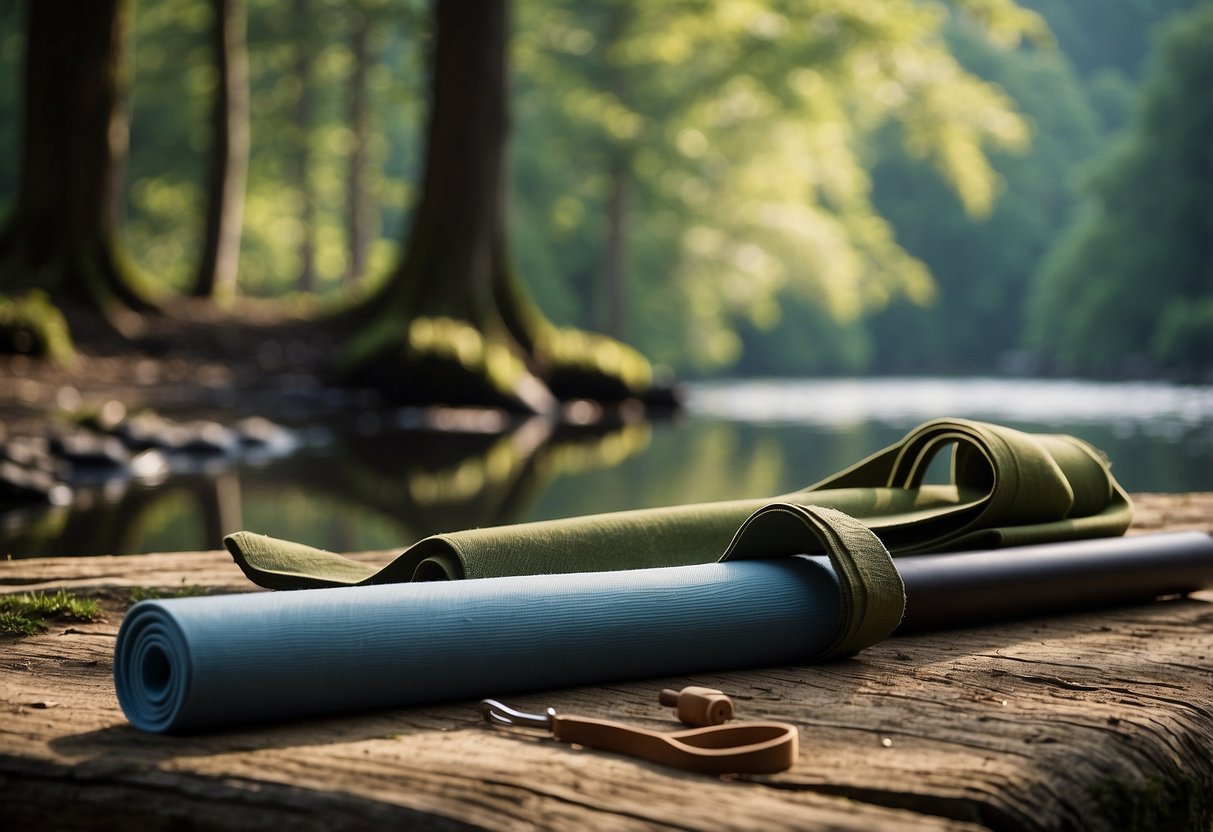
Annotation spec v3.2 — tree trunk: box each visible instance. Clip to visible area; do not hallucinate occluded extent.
[107,18,132,235]
[0,0,148,314]
[603,155,629,340]
[382,0,509,325]
[343,5,373,291]
[340,0,665,411]
[598,4,632,342]
[293,0,316,294]
[341,0,539,409]
[192,0,250,301]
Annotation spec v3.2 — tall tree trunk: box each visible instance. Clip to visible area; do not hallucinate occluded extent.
[0,0,148,314]
[192,0,250,300]
[383,0,509,324]
[341,0,662,410]
[603,155,629,340]
[598,3,631,341]
[107,17,132,234]
[344,0,544,408]
[343,5,373,291]
[293,0,316,294]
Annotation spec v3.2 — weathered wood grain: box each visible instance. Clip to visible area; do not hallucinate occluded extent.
[2,493,1211,831]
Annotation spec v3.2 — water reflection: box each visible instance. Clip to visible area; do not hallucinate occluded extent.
[3,378,1211,558]
[1,416,653,558]
[314,416,651,540]
[689,377,1213,429]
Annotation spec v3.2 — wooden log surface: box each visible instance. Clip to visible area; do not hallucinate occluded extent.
[2,492,1212,831]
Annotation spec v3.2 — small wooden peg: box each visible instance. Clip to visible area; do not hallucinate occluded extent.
[658,686,735,726]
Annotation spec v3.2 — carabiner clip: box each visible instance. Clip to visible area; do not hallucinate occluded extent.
[479,698,556,729]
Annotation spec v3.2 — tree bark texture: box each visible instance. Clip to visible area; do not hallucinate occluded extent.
[383,0,510,327]
[603,154,630,340]
[0,0,146,310]
[599,3,632,341]
[106,17,132,235]
[343,6,373,291]
[192,0,251,300]
[340,0,662,409]
[293,0,316,294]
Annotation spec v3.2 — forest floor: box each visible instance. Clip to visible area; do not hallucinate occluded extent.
[1,299,345,436]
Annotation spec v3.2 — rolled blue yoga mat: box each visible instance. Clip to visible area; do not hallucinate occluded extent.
[115,556,843,733]
[115,531,1213,734]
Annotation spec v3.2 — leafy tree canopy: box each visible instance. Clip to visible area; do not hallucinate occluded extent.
[513,0,1044,371]
[1024,1,1213,376]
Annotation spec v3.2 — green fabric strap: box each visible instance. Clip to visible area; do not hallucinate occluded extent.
[721,504,905,659]
[224,417,1133,588]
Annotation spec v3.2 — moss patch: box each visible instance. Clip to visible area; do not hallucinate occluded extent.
[341,315,545,412]
[0,590,102,636]
[0,290,75,362]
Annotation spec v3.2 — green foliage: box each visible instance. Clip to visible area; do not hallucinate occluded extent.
[122,0,210,293]
[734,292,874,376]
[0,590,102,636]
[1017,0,1201,79]
[0,612,43,636]
[120,0,425,297]
[512,0,1040,373]
[534,324,654,398]
[0,290,75,361]
[864,21,1105,372]
[1024,2,1213,376]
[5,0,1198,381]
[1152,298,1213,369]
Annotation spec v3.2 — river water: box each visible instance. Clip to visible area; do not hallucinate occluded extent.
[4,377,1211,558]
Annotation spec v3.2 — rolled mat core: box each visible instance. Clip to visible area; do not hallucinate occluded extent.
[115,556,842,734]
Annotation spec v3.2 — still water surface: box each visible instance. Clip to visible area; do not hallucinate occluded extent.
[5,377,1211,558]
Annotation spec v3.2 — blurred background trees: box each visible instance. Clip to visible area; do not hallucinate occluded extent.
[0,0,152,341]
[191,0,250,300]
[0,0,1208,381]
[1024,1,1213,377]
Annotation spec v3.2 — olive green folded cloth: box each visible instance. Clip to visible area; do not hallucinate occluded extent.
[224,418,1131,589]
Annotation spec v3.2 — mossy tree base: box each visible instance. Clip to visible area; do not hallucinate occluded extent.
[0,231,157,354]
[341,315,556,413]
[334,0,677,416]
[0,291,74,362]
[1,0,155,352]
[337,309,679,414]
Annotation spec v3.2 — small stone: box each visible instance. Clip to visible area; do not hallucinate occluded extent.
[1,436,55,473]
[0,460,72,504]
[117,414,191,452]
[51,430,131,470]
[55,385,82,412]
[179,421,238,455]
[234,416,291,451]
[129,449,170,480]
[96,399,128,430]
